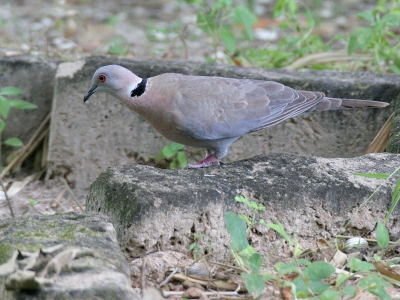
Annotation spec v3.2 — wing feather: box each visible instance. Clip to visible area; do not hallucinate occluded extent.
[169,75,327,140]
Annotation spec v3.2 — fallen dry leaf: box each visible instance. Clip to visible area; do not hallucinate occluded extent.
[374,260,400,281]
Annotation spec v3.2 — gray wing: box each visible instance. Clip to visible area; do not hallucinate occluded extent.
[169,75,326,140]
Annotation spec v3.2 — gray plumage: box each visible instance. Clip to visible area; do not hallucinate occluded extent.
[84,65,389,168]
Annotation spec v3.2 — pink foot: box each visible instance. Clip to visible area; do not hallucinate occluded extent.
[187,154,220,168]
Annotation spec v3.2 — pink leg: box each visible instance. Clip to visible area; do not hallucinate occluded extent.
[187,154,220,169]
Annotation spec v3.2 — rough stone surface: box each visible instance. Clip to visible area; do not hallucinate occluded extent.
[0,55,59,164]
[387,100,400,153]
[0,212,139,300]
[86,153,400,267]
[48,56,395,199]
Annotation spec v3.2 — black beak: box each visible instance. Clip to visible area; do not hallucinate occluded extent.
[83,85,98,102]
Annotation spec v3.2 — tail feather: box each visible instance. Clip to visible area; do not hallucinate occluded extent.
[327,98,389,109]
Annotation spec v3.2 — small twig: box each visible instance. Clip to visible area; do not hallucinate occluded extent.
[61,178,84,212]
[17,127,49,169]
[52,189,67,211]
[31,205,43,215]
[365,112,393,154]
[162,290,241,297]
[209,260,247,273]
[165,23,189,60]
[172,273,246,292]
[189,248,226,267]
[285,49,372,70]
[158,267,181,288]
[1,179,14,217]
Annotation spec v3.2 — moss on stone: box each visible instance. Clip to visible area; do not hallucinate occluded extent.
[0,243,14,265]
[59,224,77,239]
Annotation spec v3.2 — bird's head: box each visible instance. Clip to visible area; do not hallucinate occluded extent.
[83,65,143,102]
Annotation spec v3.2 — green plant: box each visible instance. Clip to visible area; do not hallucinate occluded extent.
[183,0,257,62]
[245,0,331,69]
[176,0,399,73]
[225,196,396,298]
[189,233,206,260]
[107,35,130,56]
[354,166,400,224]
[348,0,400,74]
[0,86,38,165]
[157,142,187,169]
[235,195,265,229]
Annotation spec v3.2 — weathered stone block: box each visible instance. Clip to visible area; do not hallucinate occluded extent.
[0,212,139,300]
[86,153,400,266]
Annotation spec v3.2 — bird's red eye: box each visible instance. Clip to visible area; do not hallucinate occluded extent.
[98,74,107,83]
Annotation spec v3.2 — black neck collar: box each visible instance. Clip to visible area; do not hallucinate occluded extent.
[131,78,147,97]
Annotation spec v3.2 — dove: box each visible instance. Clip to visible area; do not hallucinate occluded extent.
[84,65,389,168]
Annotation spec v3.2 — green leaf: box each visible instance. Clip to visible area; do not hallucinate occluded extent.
[305,261,335,281]
[242,272,265,298]
[336,273,351,287]
[353,172,389,179]
[385,177,400,223]
[156,151,164,162]
[357,11,375,24]
[162,145,176,158]
[240,245,257,258]
[4,137,23,147]
[288,0,298,15]
[305,8,315,26]
[294,276,330,296]
[296,258,312,267]
[211,0,231,15]
[273,0,286,18]
[248,253,263,273]
[220,26,236,54]
[381,13,400,26]
[235,195,249,204]
[389,64,400,75]
[189,242,197,251]
[267,222,292,244]
[0,119,5,134]
[233,5,257,40]
[321,288,340,300]
[0,96,11,118]
[197,9,215,35]
[358,274,391,300]
[347,257,375,272]
[347,27,374,54]
[238,213,250,226]
[343,285,356,297]
[170,142,185,151]
[169,160,178,169]
[0,86,24,96]
[29,199,39,206]
[293,261,335,296]
[177,151,187,168]
[263,272,275,281]
[274,261,300,276]
[376,222,390,249]
[9,99,38,110]
[225,212,249,252]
